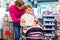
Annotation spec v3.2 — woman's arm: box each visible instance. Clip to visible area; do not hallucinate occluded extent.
[8,8,20,22]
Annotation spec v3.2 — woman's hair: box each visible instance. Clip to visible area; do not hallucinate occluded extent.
[15,1,25,7]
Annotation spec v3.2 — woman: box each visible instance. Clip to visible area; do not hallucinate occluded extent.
[8,0,25,40]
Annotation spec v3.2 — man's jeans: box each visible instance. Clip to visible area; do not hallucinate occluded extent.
[13,22,20,40]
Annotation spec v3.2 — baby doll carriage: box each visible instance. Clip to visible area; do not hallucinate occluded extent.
[22,27,44,40]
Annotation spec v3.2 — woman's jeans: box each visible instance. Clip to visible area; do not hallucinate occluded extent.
[13,22,20,40]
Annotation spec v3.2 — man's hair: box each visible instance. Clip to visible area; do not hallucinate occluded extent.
[15,1,25,7]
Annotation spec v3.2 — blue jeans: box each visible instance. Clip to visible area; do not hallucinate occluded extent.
[13,22,20,40]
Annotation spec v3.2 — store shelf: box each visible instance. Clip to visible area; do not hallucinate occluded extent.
[57,28,60,30]
[57,27,60,30]
[44,24,55,26]
[43,15,55,40]
[45,34,55,36]
[43,29,55,30]
[43,15,54,17]
[26,37,43,39]
[43,19,55,21]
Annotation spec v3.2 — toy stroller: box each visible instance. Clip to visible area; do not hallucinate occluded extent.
[22,27,44,40]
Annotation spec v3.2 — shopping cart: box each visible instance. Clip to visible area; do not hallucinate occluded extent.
[22,27,44,40]
[5,22,15,40]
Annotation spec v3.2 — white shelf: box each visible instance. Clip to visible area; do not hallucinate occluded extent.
[44,24,55,26]
[43,19,55,21]
[44,28,55,30]
[26,37,43,39]
[57,26,60,29]
[45,34,55,36]
[56,30,60,36]
[43,15,54,17]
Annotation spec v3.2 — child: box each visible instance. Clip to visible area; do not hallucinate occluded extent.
[20,5,34,28]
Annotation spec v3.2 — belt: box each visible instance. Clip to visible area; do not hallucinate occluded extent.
[27,26,31,27]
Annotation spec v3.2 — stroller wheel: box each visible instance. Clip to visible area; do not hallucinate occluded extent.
[22,38,26,40]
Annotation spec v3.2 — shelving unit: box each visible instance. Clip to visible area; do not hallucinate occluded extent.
[56,17,60,40]
[43,15,55,40]
[53,15,60,40]
[56,25,60,36]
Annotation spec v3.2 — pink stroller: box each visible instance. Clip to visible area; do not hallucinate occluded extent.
[23,27,44,40]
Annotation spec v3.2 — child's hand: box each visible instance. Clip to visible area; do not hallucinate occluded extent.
[20,23,27,28]
[21,18,25,23]
[34,19,38,24]
[39,23,43,27]
[32,22,37,26]
[22,23,26,28]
